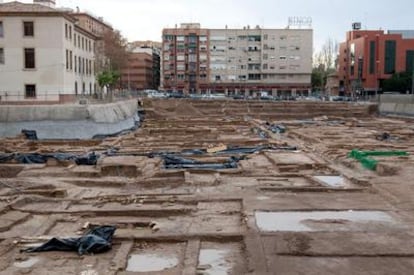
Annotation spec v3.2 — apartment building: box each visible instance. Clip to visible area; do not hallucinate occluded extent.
[71,10,112,72]
[162,23,210,93]
[126,41,161,90]
[338,28,414,96]
[121,47,160,90]
[0,0,97,103]
[162,23,312,96]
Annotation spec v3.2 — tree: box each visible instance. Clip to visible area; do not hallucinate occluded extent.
[97,70,120,101]
[96,29,129,74]
[382,71,412,93]
[97,70,120,88]
[312,38,339,93]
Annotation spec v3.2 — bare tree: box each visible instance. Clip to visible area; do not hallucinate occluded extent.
[312,38,339,92]
[313,38,338,70]
[95,29,129,74]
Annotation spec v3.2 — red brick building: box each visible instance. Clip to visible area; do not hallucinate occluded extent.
[338,29,414,96]
[121,47,160,90]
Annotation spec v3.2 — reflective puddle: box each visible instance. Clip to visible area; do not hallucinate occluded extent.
[256,211,395,232]
[14,257,39,268]
[198,249,231,275]
[314,176,346,187]
[126,254,179,272]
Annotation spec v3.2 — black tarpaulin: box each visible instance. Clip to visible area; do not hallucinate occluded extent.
[22,226,116,256]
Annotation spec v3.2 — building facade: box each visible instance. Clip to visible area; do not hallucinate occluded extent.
[121,47,157,90]
[71,10,112,73]
[338,29,414,96]
[0,0,97,103]
[161,23,312,96]
[125,41,161,90]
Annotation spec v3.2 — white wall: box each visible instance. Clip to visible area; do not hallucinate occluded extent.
[0,15,96,102]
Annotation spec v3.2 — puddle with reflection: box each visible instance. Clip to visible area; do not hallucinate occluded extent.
[126,254,178,272]
[14,257,39,268]
[198,249,230,275]
[256,211,395,232]
[314,176,346,187]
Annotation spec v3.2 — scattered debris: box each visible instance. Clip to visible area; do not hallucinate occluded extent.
[375,132,391,141]
[207,144,228,153]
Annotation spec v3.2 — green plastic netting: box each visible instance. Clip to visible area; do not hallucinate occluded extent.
[348,149,408,171]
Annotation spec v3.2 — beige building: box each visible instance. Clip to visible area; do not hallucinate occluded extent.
[162,23,312,96]
[0,0,97,104]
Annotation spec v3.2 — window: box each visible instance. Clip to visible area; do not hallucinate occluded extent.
[369,41,376,74]
[78,56,81,73]
[74,34,76,46]
[384,40,396,74]
[24,48,35,69]
[70,51,73,70]
[65,23,68,38]
[69,26,72,40]
[0,21,3,37]
[66,49,69,70]
[0,48,4,64]
[25,84,36,98]
[74,55,77,73]
[23,21,34,37]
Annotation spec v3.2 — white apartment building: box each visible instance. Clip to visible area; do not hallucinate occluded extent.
[0,0,97,103]
[209,27,312,96]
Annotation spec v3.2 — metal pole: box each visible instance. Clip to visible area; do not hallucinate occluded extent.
[411,66,414,103]
[411,64,414,95]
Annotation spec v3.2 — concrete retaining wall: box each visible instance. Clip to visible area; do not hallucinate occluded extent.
[379,95,414,117]
[0,99,140,139]
[0,99,138,123]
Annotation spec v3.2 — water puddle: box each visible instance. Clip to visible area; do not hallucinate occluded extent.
[198,249,231,275]
[256,210,395,232]
[126,254,178,272]
[257,196,270,201]
[313,176,346,187]
[14,257,39,268]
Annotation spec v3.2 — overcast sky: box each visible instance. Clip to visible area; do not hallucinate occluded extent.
[15,0,414,51]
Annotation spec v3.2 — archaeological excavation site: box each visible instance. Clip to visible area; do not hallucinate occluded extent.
[1,98,414,275]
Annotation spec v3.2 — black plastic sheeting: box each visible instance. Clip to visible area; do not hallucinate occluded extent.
[268,124,286,134]
[158,145,297,170]
[93,110,144,140]
[162,154,240,170]
[21,129,38,140]
[0,152,99,165]
[22,226,116,256]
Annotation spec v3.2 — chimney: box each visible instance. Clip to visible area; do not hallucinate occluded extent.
[33,0,56,8]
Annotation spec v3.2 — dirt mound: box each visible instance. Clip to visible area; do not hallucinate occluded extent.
[149,100,202,117]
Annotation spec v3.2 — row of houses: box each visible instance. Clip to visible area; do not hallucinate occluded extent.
[0,1,314,103]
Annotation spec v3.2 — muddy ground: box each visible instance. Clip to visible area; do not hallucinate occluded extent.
[0,99,414,275]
